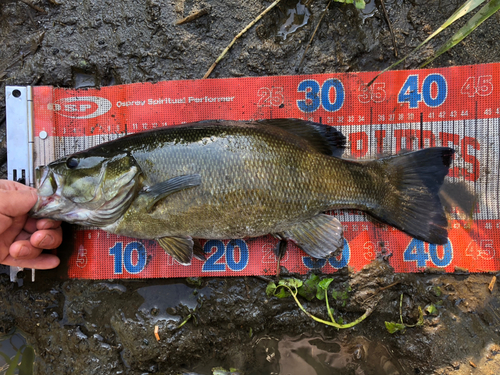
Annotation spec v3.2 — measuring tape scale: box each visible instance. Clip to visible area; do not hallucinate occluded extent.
[6,62,500,279]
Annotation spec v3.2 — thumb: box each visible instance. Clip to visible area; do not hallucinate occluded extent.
[0,189,38,217]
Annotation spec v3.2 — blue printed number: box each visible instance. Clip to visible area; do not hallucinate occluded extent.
[109,241,147,274]
[403,239,428,268]
[297,79,345,113]
[422,74,448,107]
[404,238,453,268]
[202,239,249,272]
[429,241,453,267]
[398,74,447,109]
[302,239,350,269]
[297,80,320,112]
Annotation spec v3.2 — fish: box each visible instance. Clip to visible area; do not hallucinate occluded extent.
[30,119,454,265]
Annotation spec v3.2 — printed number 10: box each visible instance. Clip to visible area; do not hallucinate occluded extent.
[109,241,147,274]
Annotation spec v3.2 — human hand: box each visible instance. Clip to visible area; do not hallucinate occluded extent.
[0,180,61,269]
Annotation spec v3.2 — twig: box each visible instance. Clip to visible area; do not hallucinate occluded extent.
[489,276,497,293]
[255,275,274,283]
[377,280,400,293]
[379,0,397,57]
[176,7,210,25]
[18,0,47,14]
[296,0,332,72]
[203,0,282,79]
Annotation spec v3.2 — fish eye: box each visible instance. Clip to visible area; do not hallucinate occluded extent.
[66,158,79,169]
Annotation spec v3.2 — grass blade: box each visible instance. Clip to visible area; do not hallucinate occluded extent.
[421,0,500,67]
[368,0,485,85]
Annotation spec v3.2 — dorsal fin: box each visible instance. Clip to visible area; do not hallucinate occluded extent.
[258,119,346,157]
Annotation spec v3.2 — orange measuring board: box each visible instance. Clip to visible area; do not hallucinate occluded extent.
[26,62,500,279]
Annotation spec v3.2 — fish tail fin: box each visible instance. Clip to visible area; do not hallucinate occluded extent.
[369,147,455,244]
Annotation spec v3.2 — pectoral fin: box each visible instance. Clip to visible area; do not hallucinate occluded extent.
[282,214,344,259]
[157,236,194,265]
[142,174,201,211]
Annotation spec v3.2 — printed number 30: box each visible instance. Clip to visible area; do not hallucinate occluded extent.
[297,78,345,113]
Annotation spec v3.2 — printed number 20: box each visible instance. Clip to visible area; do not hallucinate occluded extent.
[202,239,249,272]
[109,241,147,274]
[297,79,345,113]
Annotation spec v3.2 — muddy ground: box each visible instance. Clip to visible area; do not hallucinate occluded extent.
[1,0,500,374]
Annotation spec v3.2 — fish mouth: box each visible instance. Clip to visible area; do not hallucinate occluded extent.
[30,166,65,218]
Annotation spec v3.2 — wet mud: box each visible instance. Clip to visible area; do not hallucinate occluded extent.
[1,0,500,374]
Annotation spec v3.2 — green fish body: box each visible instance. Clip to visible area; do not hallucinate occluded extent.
[31,119,454,264]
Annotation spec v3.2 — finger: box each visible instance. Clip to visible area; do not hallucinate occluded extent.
[9,240,43,259]
[30,227,63,249]
[0,180,34,192]
[0,212,14,235]
[0,214,28,256]
[1,253,60,270]
[35,219,62,230]
[0,189,37,217]
[23,217,38,234]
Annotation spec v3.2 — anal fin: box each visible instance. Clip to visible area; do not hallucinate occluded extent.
[281,214,344,259]
[157,236,194,265]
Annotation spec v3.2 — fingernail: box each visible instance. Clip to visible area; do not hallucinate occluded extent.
[39,234,54,248]
[18,246,31,257]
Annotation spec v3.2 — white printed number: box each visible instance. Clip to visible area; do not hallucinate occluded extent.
[461,76,493,97]
[257,87,284,107]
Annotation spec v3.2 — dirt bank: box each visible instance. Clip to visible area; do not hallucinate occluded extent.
[1,0,500,374]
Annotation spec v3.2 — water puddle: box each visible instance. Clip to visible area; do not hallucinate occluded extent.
[136,282,211,323]
[249,335,403,375]
[359,0,377,23]
[0,330,34,375]
[277,0,311,41]
[188,334,404,374]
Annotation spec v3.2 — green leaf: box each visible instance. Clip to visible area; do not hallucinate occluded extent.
[6,348,22,375]
[266,282,277,297]
[433,286,443,297]
[316,288,325,300]
[279,278,303,289]
[275,287,291,299]
[298,274,320,301]
[354,0,366,9]
[331,289,339,300]
[317,278,333,300]
[385,321,406,334]
[422,0,500,67]
[425,304,438,316]
[416,306,424,326]
[318,278,333,291]
[18,345,34,375]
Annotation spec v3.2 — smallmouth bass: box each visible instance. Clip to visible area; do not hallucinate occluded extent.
[31,119,454,264]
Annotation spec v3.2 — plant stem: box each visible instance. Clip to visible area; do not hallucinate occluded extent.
[284,286,373,329]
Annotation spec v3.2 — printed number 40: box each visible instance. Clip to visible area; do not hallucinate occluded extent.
[403,238,453,268]
[398,74,448,109]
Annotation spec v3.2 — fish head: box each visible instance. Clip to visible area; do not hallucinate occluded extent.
[31,152,141,226]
